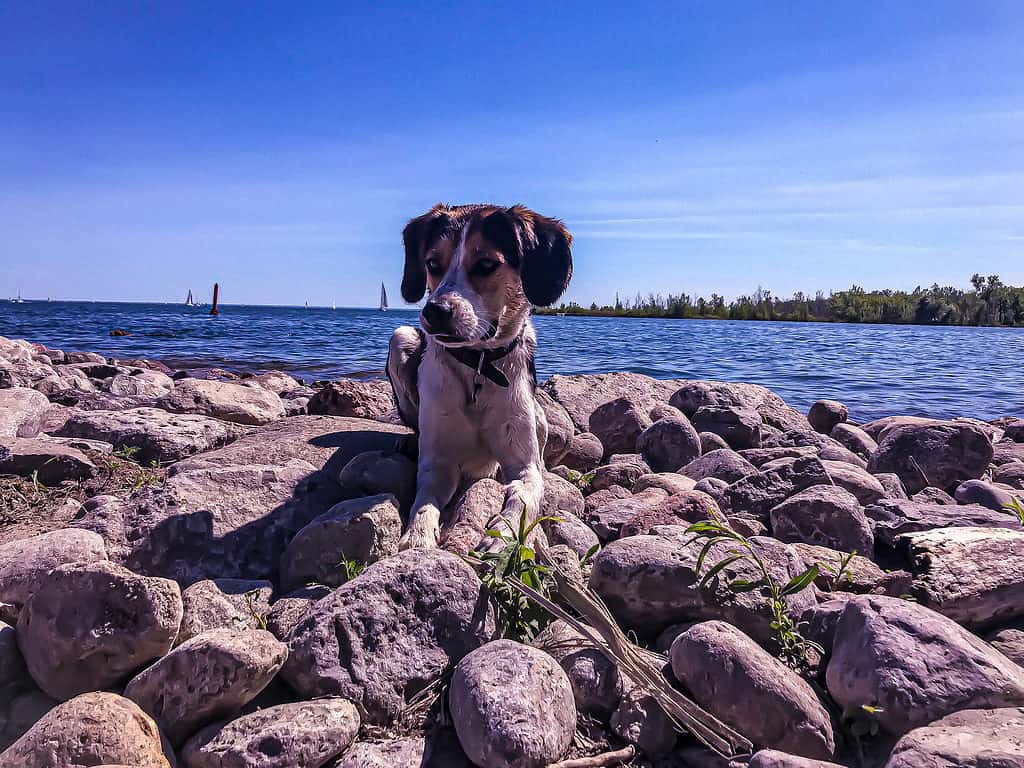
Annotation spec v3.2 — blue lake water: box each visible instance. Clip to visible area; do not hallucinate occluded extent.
[1,300,1022,422]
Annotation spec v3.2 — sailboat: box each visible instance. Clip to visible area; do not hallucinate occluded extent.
[332,301,336,311]
[12,290,25,304]
[185,289,197,307]
[379,282,388,312]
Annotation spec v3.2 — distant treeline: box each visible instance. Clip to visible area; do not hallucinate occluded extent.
[538,274,1024,327]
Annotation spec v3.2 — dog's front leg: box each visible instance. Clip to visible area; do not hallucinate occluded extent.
[498,459,545,536]
[400,462,459,550]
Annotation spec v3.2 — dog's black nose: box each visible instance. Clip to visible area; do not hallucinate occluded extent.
[421,300,453,333]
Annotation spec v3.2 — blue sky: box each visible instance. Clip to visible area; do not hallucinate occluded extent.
[2,1,1023,306]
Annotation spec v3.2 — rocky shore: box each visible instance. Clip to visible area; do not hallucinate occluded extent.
[2,334,1023,768]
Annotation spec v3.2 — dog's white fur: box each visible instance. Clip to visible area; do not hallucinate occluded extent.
[387,204,570,549]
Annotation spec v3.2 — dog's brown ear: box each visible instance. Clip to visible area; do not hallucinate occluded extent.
[401,204,449,302]
[501,205,573,307]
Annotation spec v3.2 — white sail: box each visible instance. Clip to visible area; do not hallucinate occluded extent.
[380,282,388,311]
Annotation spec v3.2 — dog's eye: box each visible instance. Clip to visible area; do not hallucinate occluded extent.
[425,258,444,275]
[473,258,499,276]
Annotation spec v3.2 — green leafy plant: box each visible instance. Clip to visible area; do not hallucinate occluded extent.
[468,511,561,641]
[566,469,596,492]
[819,549,857,590]
[338,552,366,582]
[685,519,823,669]
[112,444,140,461]
[1004,497,1024,526]
[243,589,268,630]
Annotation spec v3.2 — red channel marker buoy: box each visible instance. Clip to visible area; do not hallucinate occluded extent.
[210,282,220,316]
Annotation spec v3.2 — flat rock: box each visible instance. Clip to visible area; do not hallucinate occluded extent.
[822,460,884,505]
[0,692,172,768]
[281,549,496,724]
[671,621,835,759]
[54,407,245,464]
[866,498,1023,547]
[542,373,682,432]
[279,493,401,591]
[680,449,758,484]
[449,639,576,768]
[0,437,96,484]
[637,415,701,472]
[17,561,182,700]
[180,698,360,768]
[690,405,763,450]
[884,707,1024,768]
[178,578,274,644]
[791,542,910,596]
[868,421,993,494]
[899,526,1024,628]
[306,379,395,420]
[825,595,1024,735]
[533,619,623,718]
[159,378,285,425]
[721,455,831,523]
[589,533,817,646]
[633,472,697,495]
[0,528,107,623]
[124,628,287,746]
[0,388,50,439]
[770,485,874,556]
[108,370,175,398]
[620,489,722,537]
[584,488,667,541]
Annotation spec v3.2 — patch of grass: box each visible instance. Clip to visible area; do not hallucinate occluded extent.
[338,552,367,582]
[819,549,857,590]
[244,589,268,630]
[685,518,823,670]
[566,469,596,492]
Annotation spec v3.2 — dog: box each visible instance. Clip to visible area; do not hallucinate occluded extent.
[386,203,573,550]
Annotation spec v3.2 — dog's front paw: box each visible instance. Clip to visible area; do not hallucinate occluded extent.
[399,519,440,551]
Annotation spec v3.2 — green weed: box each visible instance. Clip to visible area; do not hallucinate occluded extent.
[1004,496,1024,526]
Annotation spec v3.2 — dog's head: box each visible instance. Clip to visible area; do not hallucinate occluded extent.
[400,204,572,347]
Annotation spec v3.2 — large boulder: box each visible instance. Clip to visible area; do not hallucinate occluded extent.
[721,455,831,523]
[670,621,835,759]
[558,432,604,472]
[866,498,1023,547]
[690,405,763,450]
[822,461,884,506]
[0,388,50,439]
[75,459,342,584]
[449,640,575,768]
[770,485,874,556]
[954,479,1021,511]
[588,396,653,458]
[307,379,395,420]
[0,529,107,623]
[899,526,1024,629]
[0,692,172,768]
[177,578,274,644]
[180,698,360,768]
[825,595,1024,735]
[680,449,758,484]
[636,415,701,473]
[669,380,785,415]
[807,400,847,435]
[0,438,96,484]
[542,373,681,432]
[884,707,1024,768]
[619,489,722,537]
[868,421,993,494]
[17,561,182,700]
[334,450,416,515]
[829,423,877,460]
[124,628,287,746]
[108,370,175,398]
[533,620,623,718]
[281,549,497,724]
[159,378,285,425]
[279,493,402,591]
[54,407,244,464]
[589,533,817,646]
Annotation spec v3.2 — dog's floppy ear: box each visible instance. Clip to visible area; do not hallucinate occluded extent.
[401,204,449,302]
[501,205,573,307]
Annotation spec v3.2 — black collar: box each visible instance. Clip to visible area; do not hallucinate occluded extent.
[444,333,523,388]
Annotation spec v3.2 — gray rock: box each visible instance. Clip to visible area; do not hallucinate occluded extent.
[874,472,908,500]
[108,370,175,398]
[955,478,1020,511]
[281,549,496,724]
[0,388,50,438]
[542,514,600,559]
[265,585,331,641]
[770,485,874,556]
[17,561,182,701]
[0,437,96,484]
[900,526,1024,628]
[589,396,653,458]
[180,698,359,768]
[307,379,394,420]
[822,460,884,505]
[450,639,576,768]
[0,691,172,768]
[800,597,856,659]
[866,499,1022,547]
[620,489,722,537]
[884,707,1024,768]
[335,450,416,515]
[671,621,836,759]
[245,370,301,394]
[633,472,697,495]
[536,389,574,467]
[590,462,645,491]
[0,529,107,623]
[670,380,787,415]
[637,415,701,473]
[280,493,401,591]
[54,407,245,464]
[680,449,758,484]
[994,462,1024,490]
[791,542,911,596]
[694,477,729,497]
[750,751,846,768]
[808,400,847,435]
[559,432,604,472]
[912,486,957,505]
[986,622,1024,667]
[125,628,288,746]
[585,488,668,541]
[825,595,1024,735]
[739,446,818,467]
[691,405,763,450]
[610,687,677,756]
[722,455,831,523]
[178,579,274,645]
[830,423,878,460]
[993,440,1024,465]
[160,378,286,425]
[331,734,473,768]
[868,421,994,494]
[0,620,26,691]
[441,478,504,557]
[533,620,622,718]
[699,431,731,452]
[0,687,58,753]
[543,372,682,432]
[589,533,817,646]
[541,470,586,519]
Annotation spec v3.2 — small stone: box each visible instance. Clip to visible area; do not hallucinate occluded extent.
[770,485,874,556]
[807,400,847,435]
[533,620,623,718]
[610,687,677,757]
[178,579,274,645]
[559,432,604,472]
[307,379,395,420]
[637,415,701,473]
[691,405,763,449]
